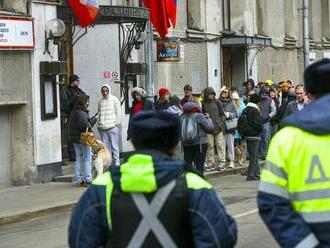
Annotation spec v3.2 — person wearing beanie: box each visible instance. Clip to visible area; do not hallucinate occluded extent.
[165,95,182,115]
[127,86,154,141]
[155,87,171,110]
[60,74,86,161]
[241,93,263,181]
[202,87,227,171]
[258,86,277,160]
[69,110,237,248]
[258,58,330,248]
[181,102,214,176]
[97,84,121,166]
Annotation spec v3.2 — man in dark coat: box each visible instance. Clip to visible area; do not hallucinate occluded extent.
[60,74,85,161]
[284,84,307,118]
[69,111,237,248]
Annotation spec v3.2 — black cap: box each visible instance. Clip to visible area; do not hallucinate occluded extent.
[249,94,261,104]
[69,74,80,84]
[130,111,180,152]
[304,58,330,95]
[259,86,269,95]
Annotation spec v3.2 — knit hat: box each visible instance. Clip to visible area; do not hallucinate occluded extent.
[265,79,273,86]
[130,111,180,152]
[159,88,170,97]
[232,92,240,100]
[259,86,269,95]
[249,94,261,104]
[69,74,79,83]
[304,58,330,95]
[132,87,147,98]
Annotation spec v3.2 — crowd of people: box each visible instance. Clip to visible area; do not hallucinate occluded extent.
[60,72,310,185]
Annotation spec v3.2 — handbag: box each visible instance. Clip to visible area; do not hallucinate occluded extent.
[79,125,96,146]
[224,118,238,132]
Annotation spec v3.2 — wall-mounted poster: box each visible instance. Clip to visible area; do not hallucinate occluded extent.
[157,38,180,62]
[0,17,34,49]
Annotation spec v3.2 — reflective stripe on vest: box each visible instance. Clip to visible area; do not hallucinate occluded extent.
[259,126,330,223]
[127,179,177,248]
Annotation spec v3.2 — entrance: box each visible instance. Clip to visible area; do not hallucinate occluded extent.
[0,107,12,186]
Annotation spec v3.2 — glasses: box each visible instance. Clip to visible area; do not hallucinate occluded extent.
[222,91,229,93]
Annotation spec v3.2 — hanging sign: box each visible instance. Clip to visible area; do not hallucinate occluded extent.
[0,17,34,49]
[157,37,180,62]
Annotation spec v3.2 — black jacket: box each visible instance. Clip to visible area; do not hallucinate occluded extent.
[244,103,263,138]
[60,85,85,116]
[67,104,97,144]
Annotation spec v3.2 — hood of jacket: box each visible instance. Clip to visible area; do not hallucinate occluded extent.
[282,94,330,135]
[109,150,185,192]
[101,84,112,99]
[203,87,216,100]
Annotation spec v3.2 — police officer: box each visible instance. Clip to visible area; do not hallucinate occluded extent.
[69,111,237,248]
[258,58,330,247]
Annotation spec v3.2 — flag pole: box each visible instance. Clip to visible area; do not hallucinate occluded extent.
[146,20,154,100]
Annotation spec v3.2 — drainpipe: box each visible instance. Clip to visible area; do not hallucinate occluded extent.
[303,0,310,68]
[145,20,154,99]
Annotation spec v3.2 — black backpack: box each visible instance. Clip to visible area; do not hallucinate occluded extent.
[237,110,249,137]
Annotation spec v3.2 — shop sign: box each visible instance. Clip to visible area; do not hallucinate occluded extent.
[157,38,180,62]
[0,17,34,49]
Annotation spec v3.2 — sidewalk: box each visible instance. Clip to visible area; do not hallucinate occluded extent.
[0,165,247,226]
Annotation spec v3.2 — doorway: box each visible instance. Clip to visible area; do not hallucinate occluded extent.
[0,107,12,187]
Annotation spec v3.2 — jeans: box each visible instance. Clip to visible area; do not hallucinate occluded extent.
[260,122,271,157]
[224,133,235,162]
[99,127,120,166]
[183,144,208,176]
[246,139,260,178]
[206,133,225,165]
[73,143,92,183]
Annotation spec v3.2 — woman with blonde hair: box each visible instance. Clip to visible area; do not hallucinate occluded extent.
[232,91,246,165]
[219,86,238,169]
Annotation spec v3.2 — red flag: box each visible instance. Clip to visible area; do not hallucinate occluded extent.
[166,0,177,28]
[143,0,170,39]
[68,0,99,28]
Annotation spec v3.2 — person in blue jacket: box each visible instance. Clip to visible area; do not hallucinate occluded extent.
[258,58,330,247]
[69,110,237,248]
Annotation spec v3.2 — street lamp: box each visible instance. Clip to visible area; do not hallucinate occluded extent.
[44,19,66,57]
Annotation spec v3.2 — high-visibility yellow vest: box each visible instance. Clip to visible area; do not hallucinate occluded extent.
[260,126,330,223]
[92,154,212,229]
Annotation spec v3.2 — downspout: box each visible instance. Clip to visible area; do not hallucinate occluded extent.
[303,0,310,68]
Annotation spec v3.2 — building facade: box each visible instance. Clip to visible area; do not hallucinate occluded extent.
[1,0,330,186]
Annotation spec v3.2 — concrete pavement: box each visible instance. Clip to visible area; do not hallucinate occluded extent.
[0,165,248,225]
[0,174,278,248]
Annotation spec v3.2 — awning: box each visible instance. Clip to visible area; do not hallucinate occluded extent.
[57,5,149,24]
[221,35,271,47]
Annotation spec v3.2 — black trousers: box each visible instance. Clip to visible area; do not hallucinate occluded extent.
[246,139,260,178]
[183,144,208,176]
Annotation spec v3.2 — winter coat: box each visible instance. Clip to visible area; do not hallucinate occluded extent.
[97,85,121,130]
[67,104,97,144]
[181,102,214,146]
[259,97,276,123]
[258,94,330,247]
[220,98,239,134]
[60,85,85,116]
[234,100,246,139]
[244,102,263,139]
[283,101,306,118]
[69,150,237,248]
[202,87,225,133]
[155,98,171,110]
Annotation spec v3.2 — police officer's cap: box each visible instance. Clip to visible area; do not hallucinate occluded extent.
[130,111,180,151]
[304,58,330,95]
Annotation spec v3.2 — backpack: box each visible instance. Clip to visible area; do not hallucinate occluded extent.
[181,114,199,144]
[237,110,249,137]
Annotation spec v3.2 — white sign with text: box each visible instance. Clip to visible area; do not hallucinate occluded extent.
[0,18,34,49]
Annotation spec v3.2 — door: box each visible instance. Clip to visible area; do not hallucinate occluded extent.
[0,107,12,187]
[222,47,233,88]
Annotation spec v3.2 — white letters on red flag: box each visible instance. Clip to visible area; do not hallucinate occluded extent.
[68,0,99,28]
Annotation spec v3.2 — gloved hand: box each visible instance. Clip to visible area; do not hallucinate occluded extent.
[89,116,97,126]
